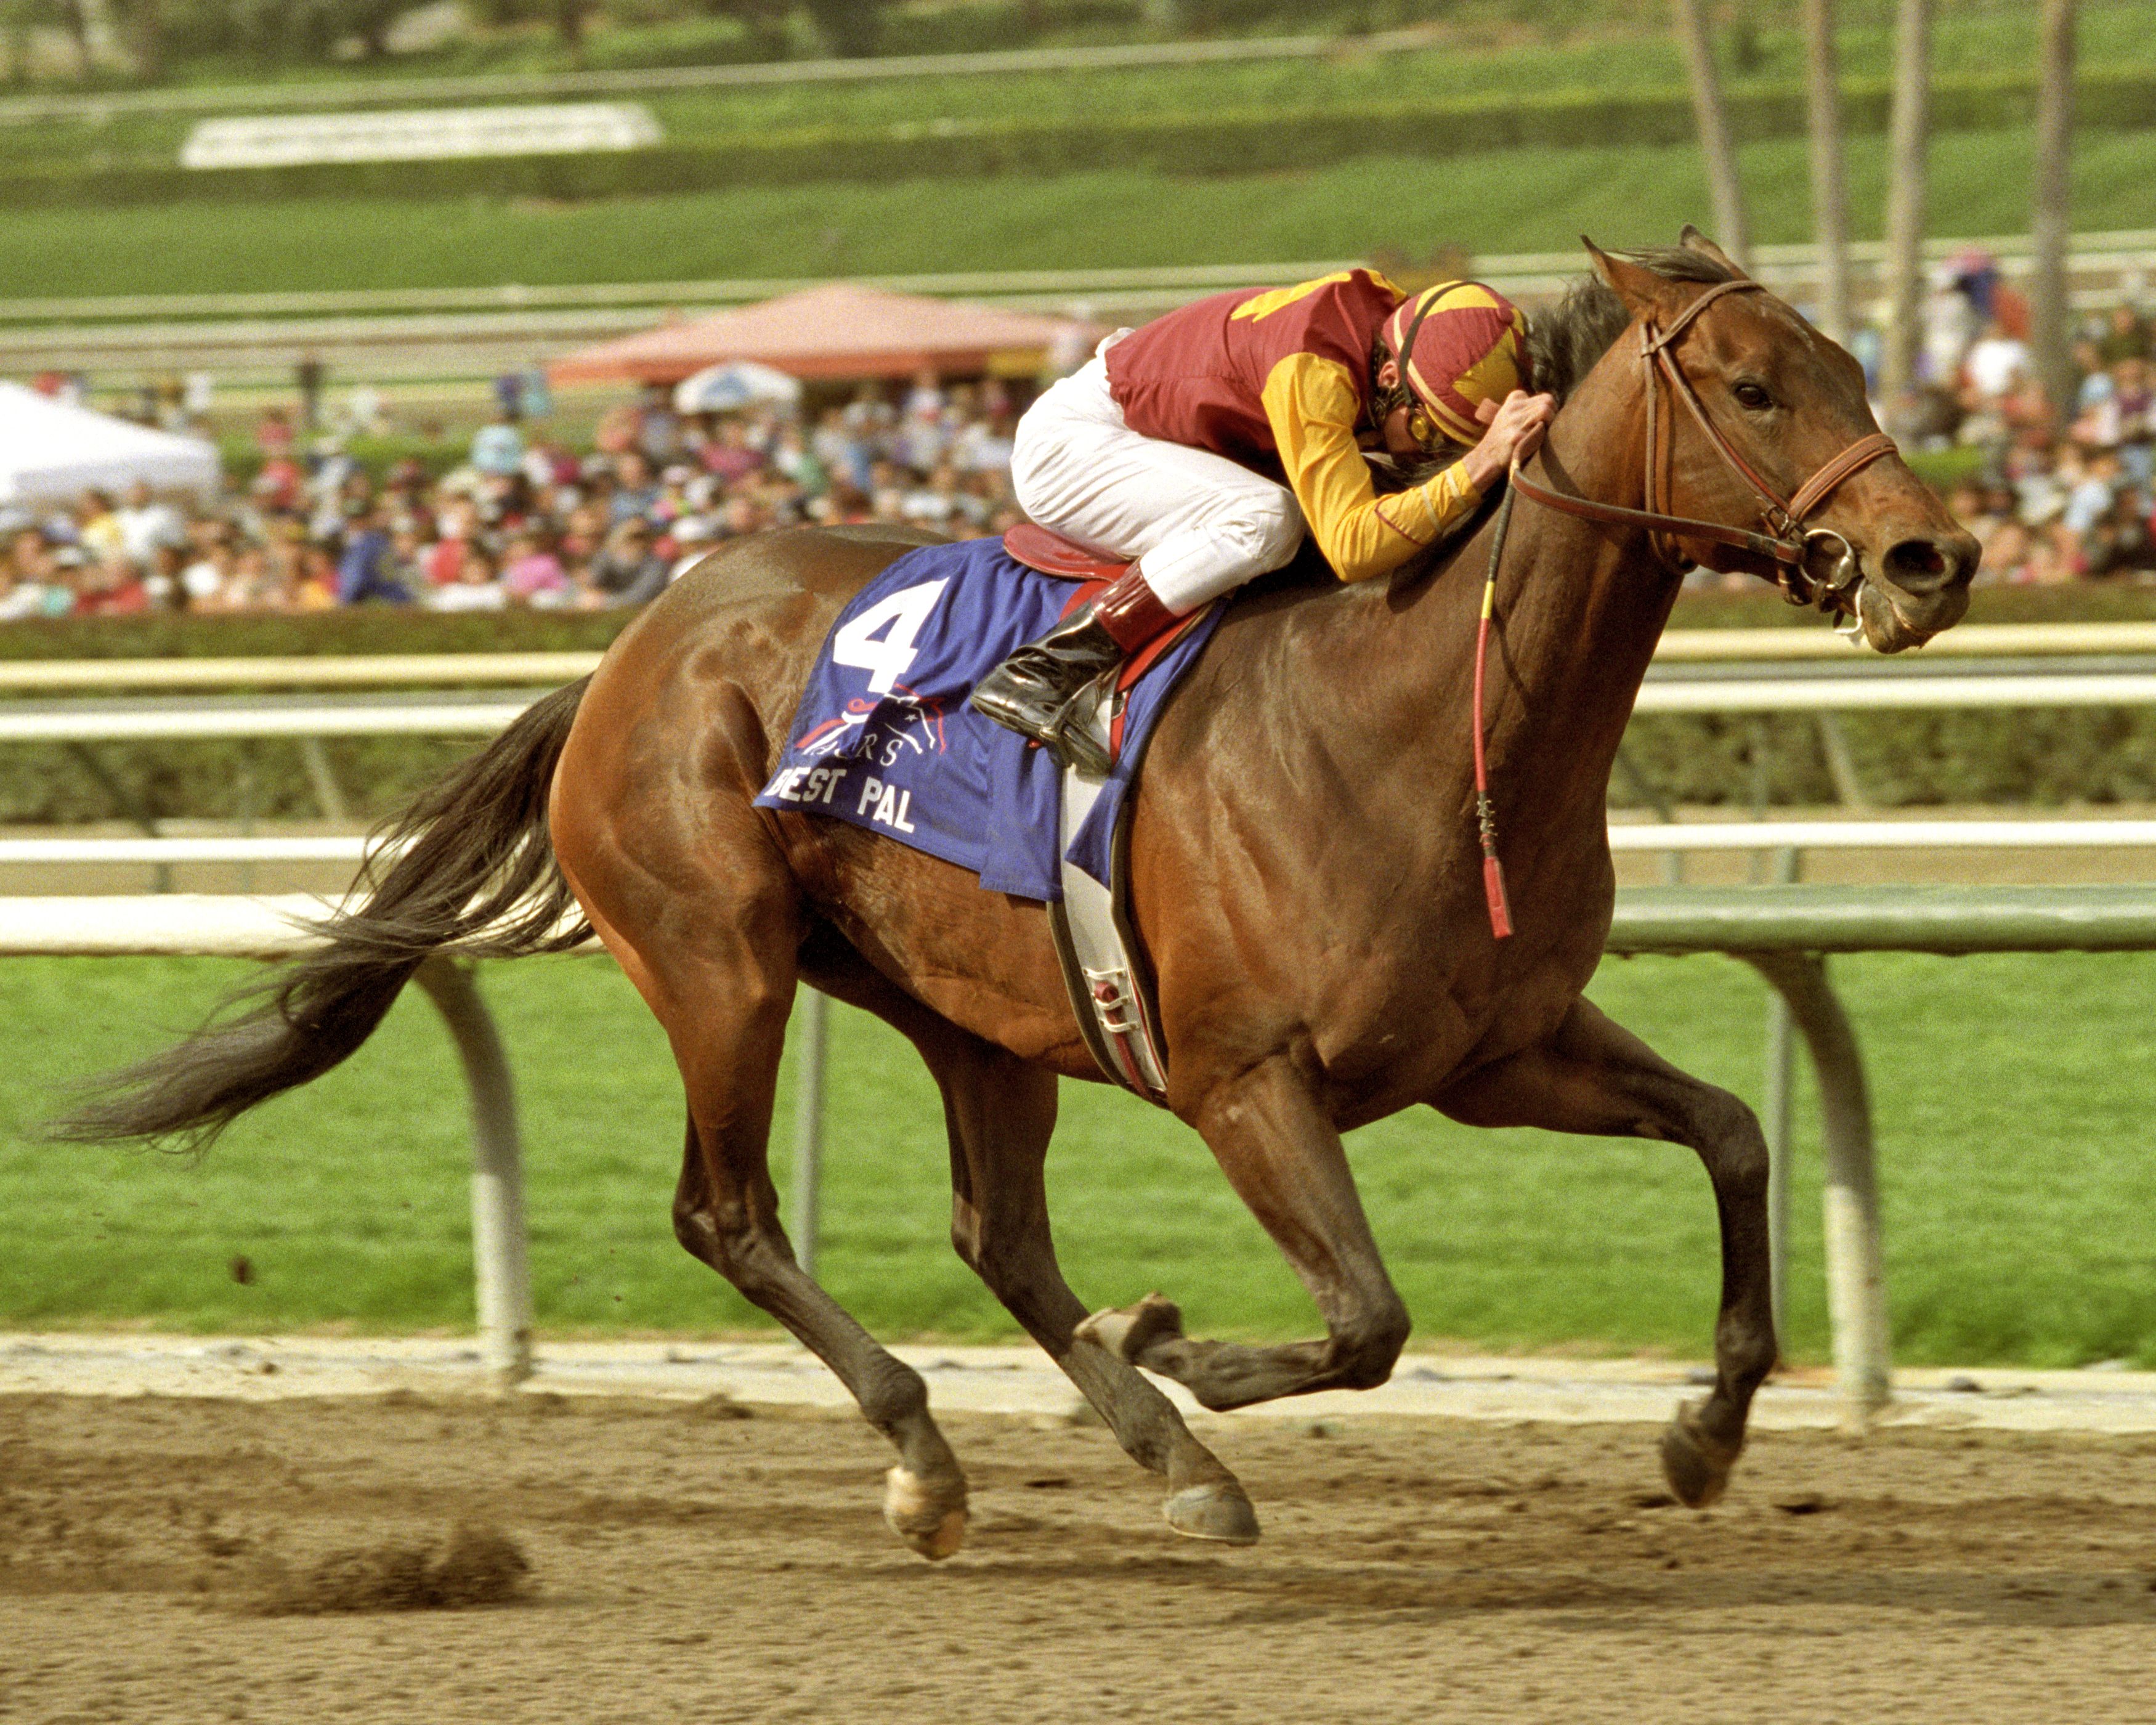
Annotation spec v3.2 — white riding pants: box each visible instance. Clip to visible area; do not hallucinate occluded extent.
[1010,346,1305,614]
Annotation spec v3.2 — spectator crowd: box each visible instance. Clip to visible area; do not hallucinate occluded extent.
[17,266,2156,619]
[0,371,1027,619]
[1898,253,2156,587]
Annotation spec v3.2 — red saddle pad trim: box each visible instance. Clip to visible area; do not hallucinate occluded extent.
[1004,522,1132,581]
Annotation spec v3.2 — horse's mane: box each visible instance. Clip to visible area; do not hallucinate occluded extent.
[1526,245,1741,406]
[1369,243,1738,509]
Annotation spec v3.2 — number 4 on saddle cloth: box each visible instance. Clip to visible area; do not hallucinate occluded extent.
[753,529,1225,1102]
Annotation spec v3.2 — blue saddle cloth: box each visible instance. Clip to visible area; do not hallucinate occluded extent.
[753,535,1223,902]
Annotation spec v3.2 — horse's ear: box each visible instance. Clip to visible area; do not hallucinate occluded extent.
[1677,224,1751,279]
[1583,237,1668,318]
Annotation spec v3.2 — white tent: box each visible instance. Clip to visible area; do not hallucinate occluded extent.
[0,383,219,505]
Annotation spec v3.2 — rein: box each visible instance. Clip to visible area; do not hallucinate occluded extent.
[1470,277,1898,942]
[1472,486,1517,941]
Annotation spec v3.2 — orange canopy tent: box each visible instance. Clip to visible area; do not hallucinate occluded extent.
[548,282,1101,386]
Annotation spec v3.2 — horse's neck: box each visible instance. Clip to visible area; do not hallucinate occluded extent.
[1497,391,1676,784]
[1392,360,1678,833]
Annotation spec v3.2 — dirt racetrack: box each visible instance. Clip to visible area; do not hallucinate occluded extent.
[4,1392,2156,1724]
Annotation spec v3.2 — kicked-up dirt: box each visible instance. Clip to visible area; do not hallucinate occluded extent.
[2,1389,2154,1723]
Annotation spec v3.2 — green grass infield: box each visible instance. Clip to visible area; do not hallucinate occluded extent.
[2,946,2150,1369]
[8,128,2156,302]
[10,2,2154,171]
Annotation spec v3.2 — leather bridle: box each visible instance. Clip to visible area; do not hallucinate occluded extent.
[1507,277,1899,612]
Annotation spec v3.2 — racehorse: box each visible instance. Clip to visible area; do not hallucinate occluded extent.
[62,232,1977,1560]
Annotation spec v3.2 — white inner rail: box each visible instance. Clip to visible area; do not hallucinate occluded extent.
[5,821,2156,869]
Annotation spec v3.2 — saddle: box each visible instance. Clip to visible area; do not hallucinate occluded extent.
[1002,522,1181,1106]
[1003,521,1130,582]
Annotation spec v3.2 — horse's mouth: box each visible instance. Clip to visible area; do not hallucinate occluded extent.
[1853,576,1966,654]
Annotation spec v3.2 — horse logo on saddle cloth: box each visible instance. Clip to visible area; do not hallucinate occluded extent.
[758,271,1554,1101]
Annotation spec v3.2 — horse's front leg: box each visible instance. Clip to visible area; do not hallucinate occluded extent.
[1433,994,1777,1508]
[1080,1053,1412,1410]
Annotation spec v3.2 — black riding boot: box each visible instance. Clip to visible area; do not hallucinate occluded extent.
[968,603,1124,777]
[973,564,1181,776]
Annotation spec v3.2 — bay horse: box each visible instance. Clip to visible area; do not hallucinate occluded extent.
[63,232,1977,1560]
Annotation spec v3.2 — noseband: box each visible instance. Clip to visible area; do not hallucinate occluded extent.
[1507,278,1899,611]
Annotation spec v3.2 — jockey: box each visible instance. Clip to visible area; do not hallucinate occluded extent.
[970,270,1557,774]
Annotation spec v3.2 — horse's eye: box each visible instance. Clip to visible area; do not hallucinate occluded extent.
[1733,381,1774,411]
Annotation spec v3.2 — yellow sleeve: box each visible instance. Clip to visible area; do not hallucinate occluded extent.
[1258,352,1484,582]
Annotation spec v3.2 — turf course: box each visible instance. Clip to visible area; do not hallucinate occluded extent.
[83,0,2156,94]
[18,4,2156,167]
[6,128,2152,304]
[10,2,2152,166]
[2,946,2149,1368]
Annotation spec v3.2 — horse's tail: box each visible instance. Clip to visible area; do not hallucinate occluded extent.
[53,676,594,1153]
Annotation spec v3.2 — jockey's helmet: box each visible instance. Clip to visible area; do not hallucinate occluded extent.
[1377,281,1531,450]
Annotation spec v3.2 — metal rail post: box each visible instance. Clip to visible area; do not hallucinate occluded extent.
[791,986,830,1280]
[1761,848,1801,1344]
[1762,992,1794,1344]
[1613,744,1684,885]
[1741,951,1892,1424]
[298,736,349,820]
[413,956,533,1391]
[1814,712,1869,809]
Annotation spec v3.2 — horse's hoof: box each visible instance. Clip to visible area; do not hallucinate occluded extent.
[1165,1481,1260,1546]
[1660,1400,1741,1509]
[884,1466,967,1561]
[1076,1293,1184,1364]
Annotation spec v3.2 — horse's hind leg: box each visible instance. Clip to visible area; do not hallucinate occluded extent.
[1433,995,1777,1509]
[669,1104,968,1559]
[920,1024,1260,1545]
[791,920,1258,1544]
[582,874,969,1559]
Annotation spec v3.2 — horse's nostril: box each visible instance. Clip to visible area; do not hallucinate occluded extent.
[1883,537,1956,591]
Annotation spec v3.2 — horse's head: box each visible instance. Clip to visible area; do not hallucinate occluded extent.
[1579,229,1978,652]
